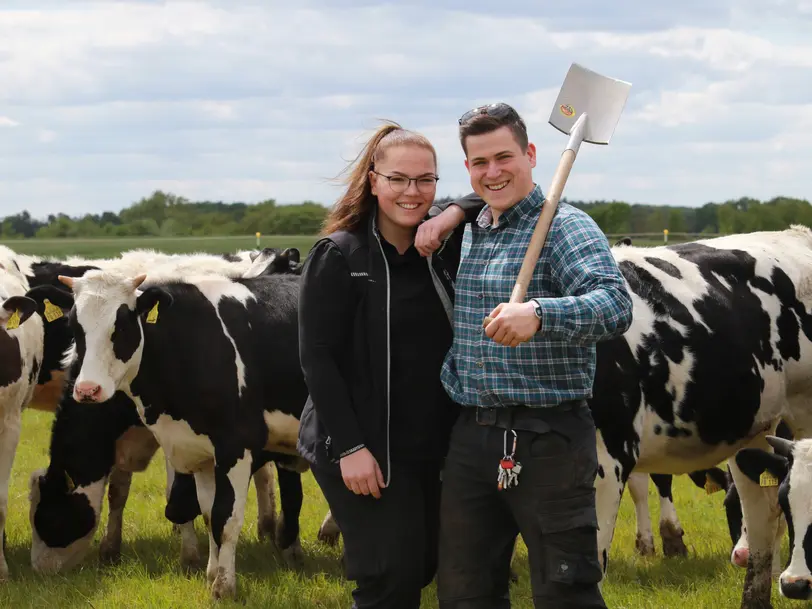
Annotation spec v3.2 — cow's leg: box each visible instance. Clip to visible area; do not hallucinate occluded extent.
[627,472,655,556]
[275,466,304,569]
[317,508,341,546]
[728,454,779,609]
[651,473,688,557]
[165,456,180,535]
[253,462,277,542]
[208,450,252,600]
[193,468,219,586]
[0,415,21,581]
[164,469,202,569]
[595,433,626,575]
[98,467,132,564]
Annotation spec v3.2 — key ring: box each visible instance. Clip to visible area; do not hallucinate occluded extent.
[504,429,517,457]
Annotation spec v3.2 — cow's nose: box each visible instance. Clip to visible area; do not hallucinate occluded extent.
[74,382,101,401]
[781,577,812,600]
[732,547,749,568]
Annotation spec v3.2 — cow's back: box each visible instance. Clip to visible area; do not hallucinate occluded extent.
[593,227,812,473]
[136,274,304,451]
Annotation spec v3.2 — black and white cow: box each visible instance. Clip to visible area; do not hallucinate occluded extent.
[593,226,812,609]
[55,269,309,599]
[0,255,43,580]
[26,356,288,575]
[611,236,736,559]
[8,247,262,409]
[734,434,812,601]
[715,419,794,579]
[21,248,301,573]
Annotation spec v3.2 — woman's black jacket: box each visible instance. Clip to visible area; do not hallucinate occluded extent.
[296,194,484,485]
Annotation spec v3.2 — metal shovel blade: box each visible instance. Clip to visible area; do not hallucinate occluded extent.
[548,63,632,145]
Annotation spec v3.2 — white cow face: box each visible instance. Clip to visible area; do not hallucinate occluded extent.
[58,271,170,403]
[736,436,812,601]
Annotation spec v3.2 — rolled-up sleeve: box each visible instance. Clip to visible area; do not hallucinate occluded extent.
[534,215,633,343]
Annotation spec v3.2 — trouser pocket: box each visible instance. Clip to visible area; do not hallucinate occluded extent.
[537,490,603,586]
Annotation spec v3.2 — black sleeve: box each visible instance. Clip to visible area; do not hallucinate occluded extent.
[298,239,366,457]
[428,192,486,224]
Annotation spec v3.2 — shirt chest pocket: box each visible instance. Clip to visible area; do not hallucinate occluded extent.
[481,255,559,301]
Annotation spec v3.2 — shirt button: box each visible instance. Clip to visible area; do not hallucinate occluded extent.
[477,293,484,299]
[476,361,484,368]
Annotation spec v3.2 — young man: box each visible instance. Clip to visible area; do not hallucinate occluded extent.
[435,103,634,608]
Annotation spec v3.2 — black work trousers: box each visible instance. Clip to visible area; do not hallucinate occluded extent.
[311,459,442,609]
[436,401,607,609]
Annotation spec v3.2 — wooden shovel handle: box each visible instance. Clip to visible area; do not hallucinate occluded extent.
[483,148,577,328]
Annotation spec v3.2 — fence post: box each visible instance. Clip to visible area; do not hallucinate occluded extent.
[256,232,261,248]
[663,229,668,244]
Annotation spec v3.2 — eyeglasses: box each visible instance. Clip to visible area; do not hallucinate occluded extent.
[458,102,521,126]
[371,170,439,194]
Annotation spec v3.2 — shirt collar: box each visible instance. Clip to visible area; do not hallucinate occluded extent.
[475,184,545,230]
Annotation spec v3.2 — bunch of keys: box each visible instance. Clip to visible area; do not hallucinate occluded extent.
[497,429,522,490]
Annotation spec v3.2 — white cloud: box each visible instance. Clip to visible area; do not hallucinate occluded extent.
[0,0,810,218]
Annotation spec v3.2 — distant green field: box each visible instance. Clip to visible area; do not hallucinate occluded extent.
[0,235,320,259]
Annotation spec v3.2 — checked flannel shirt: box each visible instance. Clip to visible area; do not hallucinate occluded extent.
[440,184,634,408]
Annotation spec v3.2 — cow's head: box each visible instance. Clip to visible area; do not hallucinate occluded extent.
[0,295,37,330]
[56,271,172,403]
[735,436,811,600]
[28,466,105,573]
[243,247,302,278]
[25,284,77,384]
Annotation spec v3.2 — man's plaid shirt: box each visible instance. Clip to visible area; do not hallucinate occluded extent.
[441,184,634,408]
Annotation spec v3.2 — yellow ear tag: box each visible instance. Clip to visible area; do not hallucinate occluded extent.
[65,471,75,492]
[146,301,159,324]
[704,475,722,495]
[760,471,779,487]
[5,310,20,330]
[43,299,64,323]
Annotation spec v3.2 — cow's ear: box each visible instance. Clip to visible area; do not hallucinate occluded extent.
[25,285,75,320]
[735,448,789,487]
[1,296,38,327]
[135,286,173,321]
[282,248,301,264]
[687,466,730,493]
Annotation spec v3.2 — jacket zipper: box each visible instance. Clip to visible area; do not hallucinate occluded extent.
[372,222,392,488]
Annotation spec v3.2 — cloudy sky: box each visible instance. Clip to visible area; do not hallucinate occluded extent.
[1,0,811,219]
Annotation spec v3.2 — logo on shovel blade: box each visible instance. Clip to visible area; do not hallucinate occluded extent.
[559,103,575,117]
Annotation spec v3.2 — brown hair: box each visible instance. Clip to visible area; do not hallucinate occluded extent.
[321,120,437,236]
[459,110,528,156]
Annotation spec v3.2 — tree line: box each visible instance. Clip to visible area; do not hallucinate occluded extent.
[1,191,810,239]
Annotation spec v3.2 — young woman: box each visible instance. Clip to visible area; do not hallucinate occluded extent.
[297,121,482,608]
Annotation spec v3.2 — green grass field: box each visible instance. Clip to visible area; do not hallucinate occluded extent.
[0,235,795,608]
[0,409,797,609]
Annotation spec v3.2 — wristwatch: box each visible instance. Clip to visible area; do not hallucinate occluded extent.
[532,300,542,320]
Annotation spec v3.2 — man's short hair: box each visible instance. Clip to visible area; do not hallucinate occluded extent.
[458,103,529,155]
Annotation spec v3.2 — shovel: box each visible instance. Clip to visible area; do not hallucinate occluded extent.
[483,62,632,328]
